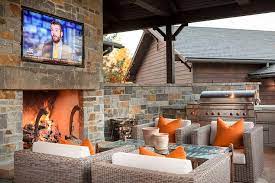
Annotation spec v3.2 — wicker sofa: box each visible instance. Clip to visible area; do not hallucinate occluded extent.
[14,145,136,183]
[131,118,200,144]
[192,123,264,183]
[91,150,231,183]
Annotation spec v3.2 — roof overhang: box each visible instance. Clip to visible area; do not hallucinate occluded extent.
[104,0,275,34]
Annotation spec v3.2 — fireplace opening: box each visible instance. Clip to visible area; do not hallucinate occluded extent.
[22,90,83,149]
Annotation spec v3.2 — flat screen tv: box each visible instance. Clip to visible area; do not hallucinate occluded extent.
[21,7,84,67]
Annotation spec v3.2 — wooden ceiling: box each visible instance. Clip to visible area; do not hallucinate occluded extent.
[103,0,275,34]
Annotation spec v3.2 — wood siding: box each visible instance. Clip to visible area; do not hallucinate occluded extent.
[193,63,263,83]
[135,38,193,84]
[259,78,275,105]
[175,60,193,84]
[136,38,167,84]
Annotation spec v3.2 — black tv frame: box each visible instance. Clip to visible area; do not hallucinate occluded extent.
[21,6,85,68]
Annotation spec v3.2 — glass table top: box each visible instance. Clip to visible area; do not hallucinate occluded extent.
[97,139,231,160]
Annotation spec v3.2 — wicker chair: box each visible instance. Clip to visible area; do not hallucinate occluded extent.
[91,151,231,183]
[131,118,200,144]
[14,145,136,183]
[192,123,264,183]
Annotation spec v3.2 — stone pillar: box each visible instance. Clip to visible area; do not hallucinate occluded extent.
[0,90,23,179]
[82,90,104,143]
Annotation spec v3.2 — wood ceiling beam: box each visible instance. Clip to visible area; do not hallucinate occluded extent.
[168,0,178,14]
[181,0,275,23]
[121,0,169,16]
[235,0,251,6]
[104,0,275,34]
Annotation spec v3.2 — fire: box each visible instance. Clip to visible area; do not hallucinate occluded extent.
[23,99,61,149]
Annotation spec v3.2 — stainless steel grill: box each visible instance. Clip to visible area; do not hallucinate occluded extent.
[187,90,258,126]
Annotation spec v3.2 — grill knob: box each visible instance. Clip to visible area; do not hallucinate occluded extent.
[217,112,221,116]
[211,112,215,115]
[236,112,240,116]
[243,112,246,116]
[205,112,209,115]
[230,113,233,116]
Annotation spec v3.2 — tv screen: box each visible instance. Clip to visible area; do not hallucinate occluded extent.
[22,7,84,66]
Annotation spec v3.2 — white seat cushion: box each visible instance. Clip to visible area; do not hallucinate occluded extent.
[233,149,246,165]
[112,152,193,174]
[155,118,191,128]
[210,120,254,145]
[32,141,90,158]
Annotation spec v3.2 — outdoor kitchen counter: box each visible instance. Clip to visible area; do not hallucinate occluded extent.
[255,105,275,146]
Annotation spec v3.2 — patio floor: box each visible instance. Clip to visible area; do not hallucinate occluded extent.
[259,146,275,183]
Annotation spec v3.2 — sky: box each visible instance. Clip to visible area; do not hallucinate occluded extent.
[116,12,275,56]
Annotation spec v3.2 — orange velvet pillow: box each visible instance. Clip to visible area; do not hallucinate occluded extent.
[59,139,73,145]
[60,138,95,155]
[139,146,186,159]
[213,118,244,148]
[166,146,186,159]
[81,139,95,155]
[139,147,164,157]
[158,116,182,143]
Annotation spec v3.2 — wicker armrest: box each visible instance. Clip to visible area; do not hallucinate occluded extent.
[131,122,155,140]
[91,154,231,183]
[191,154,231,183]
[243,125,264,179]
[14,150,91,183]
[191,125,211,145]
[176,123,200,144]
[91,145,136,162]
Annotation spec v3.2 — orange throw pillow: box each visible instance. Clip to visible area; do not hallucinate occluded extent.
[59,138,73,145]
[213,118,244,148]
[139,147,164,157]
[139,146,186,159]
[158,116,181,143]
[81,139,95,155]
[166,146,186,159]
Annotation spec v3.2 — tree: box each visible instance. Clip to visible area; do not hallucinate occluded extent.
[103,47,132,83]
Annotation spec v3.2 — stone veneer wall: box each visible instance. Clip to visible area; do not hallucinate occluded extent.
[0,0,104,176]
[82,90,104,142]
[0,91,22,177]
[103,82,260,140]
[103,84,194,140]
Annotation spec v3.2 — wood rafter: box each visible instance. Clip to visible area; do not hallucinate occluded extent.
[121,0,169,16]
[104,0,275,34]
[235,0,251,6]
[168,0,178,14]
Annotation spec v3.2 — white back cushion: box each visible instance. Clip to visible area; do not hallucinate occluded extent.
[32,141,90,158]
[112,152,193,174]
[155,118,191,127]
[210,121,255,145]
[233,149,246,165]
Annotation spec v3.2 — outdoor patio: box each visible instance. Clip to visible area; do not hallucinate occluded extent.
[1,0,275,182]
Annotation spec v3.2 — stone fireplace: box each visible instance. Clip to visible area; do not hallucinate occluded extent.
[0,0,104,178]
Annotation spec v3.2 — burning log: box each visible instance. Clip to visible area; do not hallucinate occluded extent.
[23,108,61,149]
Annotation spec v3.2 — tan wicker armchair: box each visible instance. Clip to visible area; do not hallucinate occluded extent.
[131,118,200,144]
[14,145,136,183]
[91,152,231,183]
[192,124,264,183]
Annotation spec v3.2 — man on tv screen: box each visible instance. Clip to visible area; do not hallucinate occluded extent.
[42,21,72,60]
